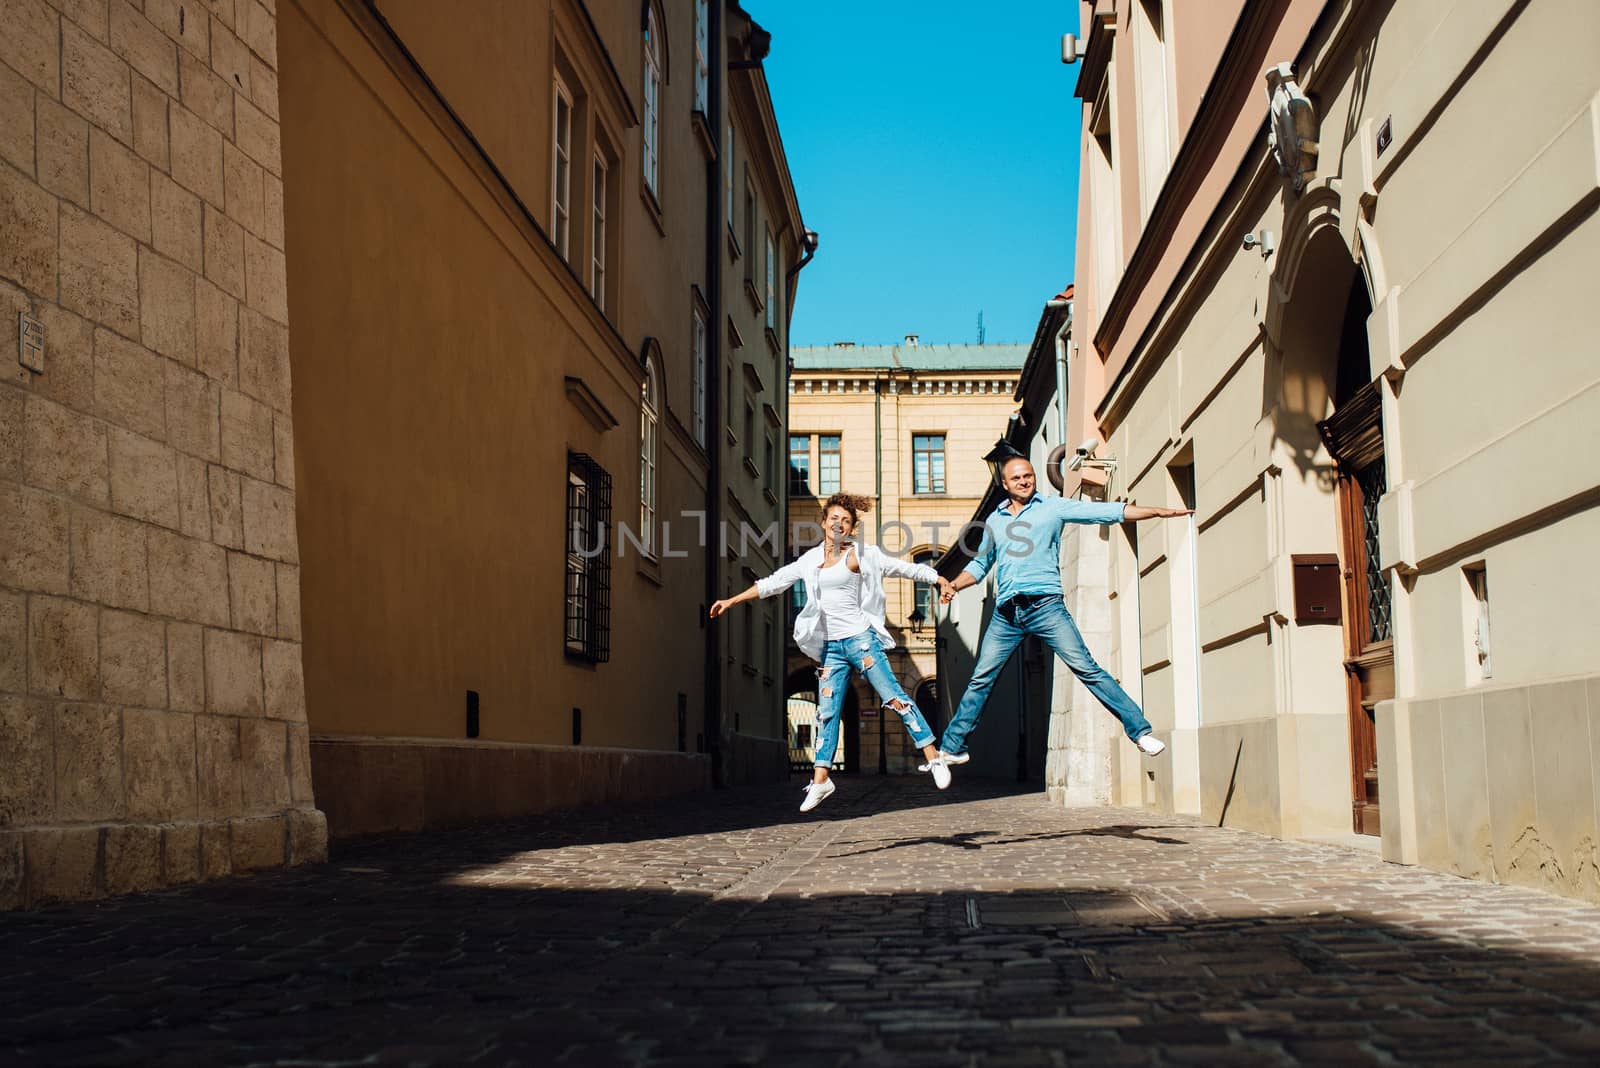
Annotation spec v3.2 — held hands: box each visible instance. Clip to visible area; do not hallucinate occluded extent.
[938,578,957,605]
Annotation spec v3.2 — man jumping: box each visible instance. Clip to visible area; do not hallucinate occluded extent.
[934,456,1191,774]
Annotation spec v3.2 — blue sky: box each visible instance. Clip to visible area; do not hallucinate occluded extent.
[756,1,1084,348]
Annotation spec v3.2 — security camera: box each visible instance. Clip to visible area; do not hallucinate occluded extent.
[1068,438,1102,472]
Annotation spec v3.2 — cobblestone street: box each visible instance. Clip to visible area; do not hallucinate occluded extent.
[8,777,1600,1065]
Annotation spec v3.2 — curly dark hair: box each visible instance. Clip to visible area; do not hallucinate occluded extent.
[820,492,874,529]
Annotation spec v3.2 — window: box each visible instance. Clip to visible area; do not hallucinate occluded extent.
[764,432,775,494]
[1466,563,1492,681]
[552,76,573,261]
[565,453,612,662]
[643,6,662,198]
[724,122,735,234]
[744,400,756,459]
[788,434,811,495]
[912,550,939,624]
[744,185,756,284]
[765,228,776,329]
[765,611,774,675]
[818,434,841,495]
[693,0,709,114]
[1088,78,1121,319]
[1132,0,1172,222]
[724,365,734,433]
[691,306,708,446]
[590,152,607,305]
[640,359,659,556]
[913,434,946,494]
[791,580,807,617]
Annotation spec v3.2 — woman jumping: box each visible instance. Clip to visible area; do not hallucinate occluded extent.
[709,493,955,812]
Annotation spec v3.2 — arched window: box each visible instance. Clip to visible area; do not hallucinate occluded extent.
[911,550,940,627]
[642,3,663,198]
[640,358,660,556]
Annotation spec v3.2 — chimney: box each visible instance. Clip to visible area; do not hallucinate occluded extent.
[904,334,919,347]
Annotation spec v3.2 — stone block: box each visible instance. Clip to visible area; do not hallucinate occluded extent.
[107,425,179,528]
[24,393,109,504]
[239,715,286,812]
[240,475,295,562]
[50,0,109,43]
[108,0,177,95]
[62,203,141,331]
[207,462,243,548]
[62,19,131,144]
[250,53,278,122]
[36,94,88,208]
[165,359,220,462]
[198,818,229,877]
[0,60,34,176]
[1484,688,1539,878]
[262,637,303,722]
[103,822,161,894]
[175,451,210,538]
[152,170,202,272]
[227,549,274,634]
[0,158,59,297]
[275,562,299,639]
[89,126,150,242]
[130,72,168,169]
[0,831,22,908]
[220,387,273,479]
[195,277,238,386]
[99,607,166,706]
[262,171,282,249]
[147,527,228,624]
[0,0,61,98]
[242,233,286,325]
[237,0,276,69]
[239,306,289,412]
[25,826,101,903]
[209,17,250,97]
[272,415,293,489]
[1439,693,1491,881]
[203,626,260,716]
[28,595,98,700]
[0,385,19,480]
[146,0,209,62]
[287,720,311,801]
[179,46,231,137]
[0,694,53,826]
[123,706,197,819]
[138,248,195,363]
[209,0,237,33]
[93,327,164,437]
[234,94,278,176]
[287,808,326,865]
[223,140,263,236]
[195,713,241,817]
[0,589,23,691]
[0,483,70,593]
[32,302,96,411]
[54,701,123,819]
[166,620,203,711]
[202,202,244,296]
[1530,680,1598,895]
[170,103,223,208]
[162,822,199,883]
[70,504,148,610]
[229,813,283,870]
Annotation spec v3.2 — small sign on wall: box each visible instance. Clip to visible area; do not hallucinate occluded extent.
[19,313,44,373]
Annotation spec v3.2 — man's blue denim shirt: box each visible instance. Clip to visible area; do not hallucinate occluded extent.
[963,493,1127,606]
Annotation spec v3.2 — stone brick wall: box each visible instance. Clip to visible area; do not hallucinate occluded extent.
[1,0,323,908]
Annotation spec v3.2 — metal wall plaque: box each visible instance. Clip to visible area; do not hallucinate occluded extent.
[19,313,44,373]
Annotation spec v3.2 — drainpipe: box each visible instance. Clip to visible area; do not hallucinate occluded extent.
[1045,298,1072,471]
[703,0,725,786]
[873,370,886,774]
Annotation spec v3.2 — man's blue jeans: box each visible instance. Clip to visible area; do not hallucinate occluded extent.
[813,631,935,768]
[940,594,1152,756]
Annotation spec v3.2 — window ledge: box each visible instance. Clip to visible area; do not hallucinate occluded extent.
[726,425,738,447]
[763,488,778,507]
[727,225,742,261]
[742,457,760,479]
[765,327,781,357]
[741,664,759,677]
[691,110,716,159]
[636,553,663,586]
[640,184,665,236]
[744,278,764,313]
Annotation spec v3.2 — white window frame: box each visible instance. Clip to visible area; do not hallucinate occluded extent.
[552,75,574,261]
[640,359,660,557]
[694,0,709,114]
[591,151,608,306]
[643,7,662,198]
[691,305,708,446]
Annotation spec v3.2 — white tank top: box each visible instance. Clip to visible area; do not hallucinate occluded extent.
[816,554,871,641]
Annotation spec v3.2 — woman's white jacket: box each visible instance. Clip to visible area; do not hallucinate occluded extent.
[756,543,940,663]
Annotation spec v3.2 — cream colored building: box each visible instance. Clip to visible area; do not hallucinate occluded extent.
[784,341,1026,775]
[1065,0,1600,900]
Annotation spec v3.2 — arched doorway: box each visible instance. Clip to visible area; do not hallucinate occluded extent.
[914,678,940,737]
[784,667,859,772]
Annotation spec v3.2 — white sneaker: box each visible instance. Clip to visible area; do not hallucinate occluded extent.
[917,750,970,772]
[925,757,952,790]
[799,779,836,812]
[1136,734,1167,757]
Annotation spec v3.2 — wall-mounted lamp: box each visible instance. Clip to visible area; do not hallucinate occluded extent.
[1242,229,1276,259]
[1061,33,1084,64]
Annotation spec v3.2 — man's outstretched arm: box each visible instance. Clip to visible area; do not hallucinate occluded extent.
[1123,504,1193,520]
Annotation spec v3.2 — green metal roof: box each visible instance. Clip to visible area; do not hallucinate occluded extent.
[790,343,1028,372]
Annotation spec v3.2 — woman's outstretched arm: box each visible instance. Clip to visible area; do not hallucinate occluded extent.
[708,583,761,619]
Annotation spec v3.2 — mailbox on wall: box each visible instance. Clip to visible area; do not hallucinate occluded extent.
[1291,554,1343,624]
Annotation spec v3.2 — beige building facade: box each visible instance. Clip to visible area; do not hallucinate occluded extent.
[784,342,1026,775]
[2,0,321,908]
[1066,0,1600,900]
